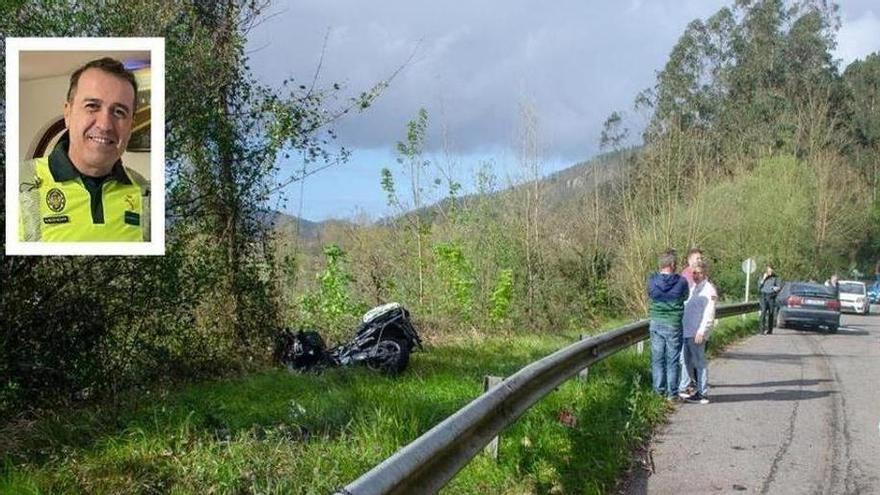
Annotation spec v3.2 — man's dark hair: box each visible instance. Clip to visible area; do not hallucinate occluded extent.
[658,251,677,269]
[67,57,138,112]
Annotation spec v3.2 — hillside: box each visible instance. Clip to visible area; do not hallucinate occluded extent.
[266,211,322,239]
[366,147,637,229]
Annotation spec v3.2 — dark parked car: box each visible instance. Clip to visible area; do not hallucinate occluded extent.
[775,282,841,333]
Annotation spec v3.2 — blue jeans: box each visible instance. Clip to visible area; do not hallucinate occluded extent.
[679,337,708,396]
[650,320,682,398]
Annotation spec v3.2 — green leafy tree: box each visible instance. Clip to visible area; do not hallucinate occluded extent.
[432,241,476,321]
[382,108,432,306]
[299,244,366,339]
[645,0,842,162]
[489,269,515,325]
[843,52,880,201]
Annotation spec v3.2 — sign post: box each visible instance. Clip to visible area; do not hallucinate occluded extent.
[742,257,756,302]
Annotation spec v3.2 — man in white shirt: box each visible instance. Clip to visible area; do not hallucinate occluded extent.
[678,260,717,404]
[679,246,703,394]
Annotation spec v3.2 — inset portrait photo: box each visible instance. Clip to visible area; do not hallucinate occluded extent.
[5,37,165,255]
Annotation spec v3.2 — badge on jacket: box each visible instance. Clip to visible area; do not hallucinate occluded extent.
[46,188,66,212]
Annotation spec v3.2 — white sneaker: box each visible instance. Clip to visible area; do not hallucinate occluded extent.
[685,393,710,404]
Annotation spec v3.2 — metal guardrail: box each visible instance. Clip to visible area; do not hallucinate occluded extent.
[337,302,759,495]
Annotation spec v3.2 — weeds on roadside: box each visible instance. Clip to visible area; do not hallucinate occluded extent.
[1,316,757,494]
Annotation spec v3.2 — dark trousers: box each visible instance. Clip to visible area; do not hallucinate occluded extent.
[760,294,777,333]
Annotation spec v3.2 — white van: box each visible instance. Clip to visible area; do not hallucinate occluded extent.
[837,280,869,315]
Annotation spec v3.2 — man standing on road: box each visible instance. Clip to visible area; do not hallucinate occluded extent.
[758,264,782,335]
[680,247,703,286]
[824,273,840,292]
[679,246,703,394]
[648,250,690,401]
[679,260,716,404]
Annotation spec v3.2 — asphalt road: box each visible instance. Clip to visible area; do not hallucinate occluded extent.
[624,308,880,494]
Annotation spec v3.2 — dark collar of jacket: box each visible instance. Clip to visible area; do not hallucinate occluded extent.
[48,131,132,185]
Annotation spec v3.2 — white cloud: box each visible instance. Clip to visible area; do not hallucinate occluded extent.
[835,10,880,67]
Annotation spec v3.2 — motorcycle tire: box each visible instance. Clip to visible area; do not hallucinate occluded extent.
[366,338,411,375]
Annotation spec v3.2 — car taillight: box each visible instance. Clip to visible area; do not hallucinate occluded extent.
[786,295,803,307]
[826,299,840,311]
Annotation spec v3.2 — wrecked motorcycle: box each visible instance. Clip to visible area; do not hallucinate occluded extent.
[277,303,422,375]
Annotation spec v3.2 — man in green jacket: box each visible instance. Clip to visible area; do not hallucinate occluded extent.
[647,250,690,400]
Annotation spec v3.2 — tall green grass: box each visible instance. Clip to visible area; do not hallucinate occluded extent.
[1,315,757,494]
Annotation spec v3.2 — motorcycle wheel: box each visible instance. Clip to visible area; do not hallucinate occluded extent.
[366,338,410,375]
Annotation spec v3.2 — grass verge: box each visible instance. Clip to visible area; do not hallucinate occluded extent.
[1,315,757,494]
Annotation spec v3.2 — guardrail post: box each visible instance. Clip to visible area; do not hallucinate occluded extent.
[578,334,589,380]
[483,375,503,460]
[636,340,644,355]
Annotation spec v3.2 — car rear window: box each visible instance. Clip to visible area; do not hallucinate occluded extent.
[790,283,835,297]
[838,282,865,295]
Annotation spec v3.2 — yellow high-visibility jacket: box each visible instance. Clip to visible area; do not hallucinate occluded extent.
[19,136,150,242]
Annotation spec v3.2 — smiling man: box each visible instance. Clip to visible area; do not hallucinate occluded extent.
[19,57,150,242]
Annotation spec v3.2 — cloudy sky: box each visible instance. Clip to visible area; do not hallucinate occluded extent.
[247,1,880,221]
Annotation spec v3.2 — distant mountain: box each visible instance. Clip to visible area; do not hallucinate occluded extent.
[269,147,637,240]
[542,148,633,189]
[263,211,322,239]
[384,147,637,225]
[535,147,636,210]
